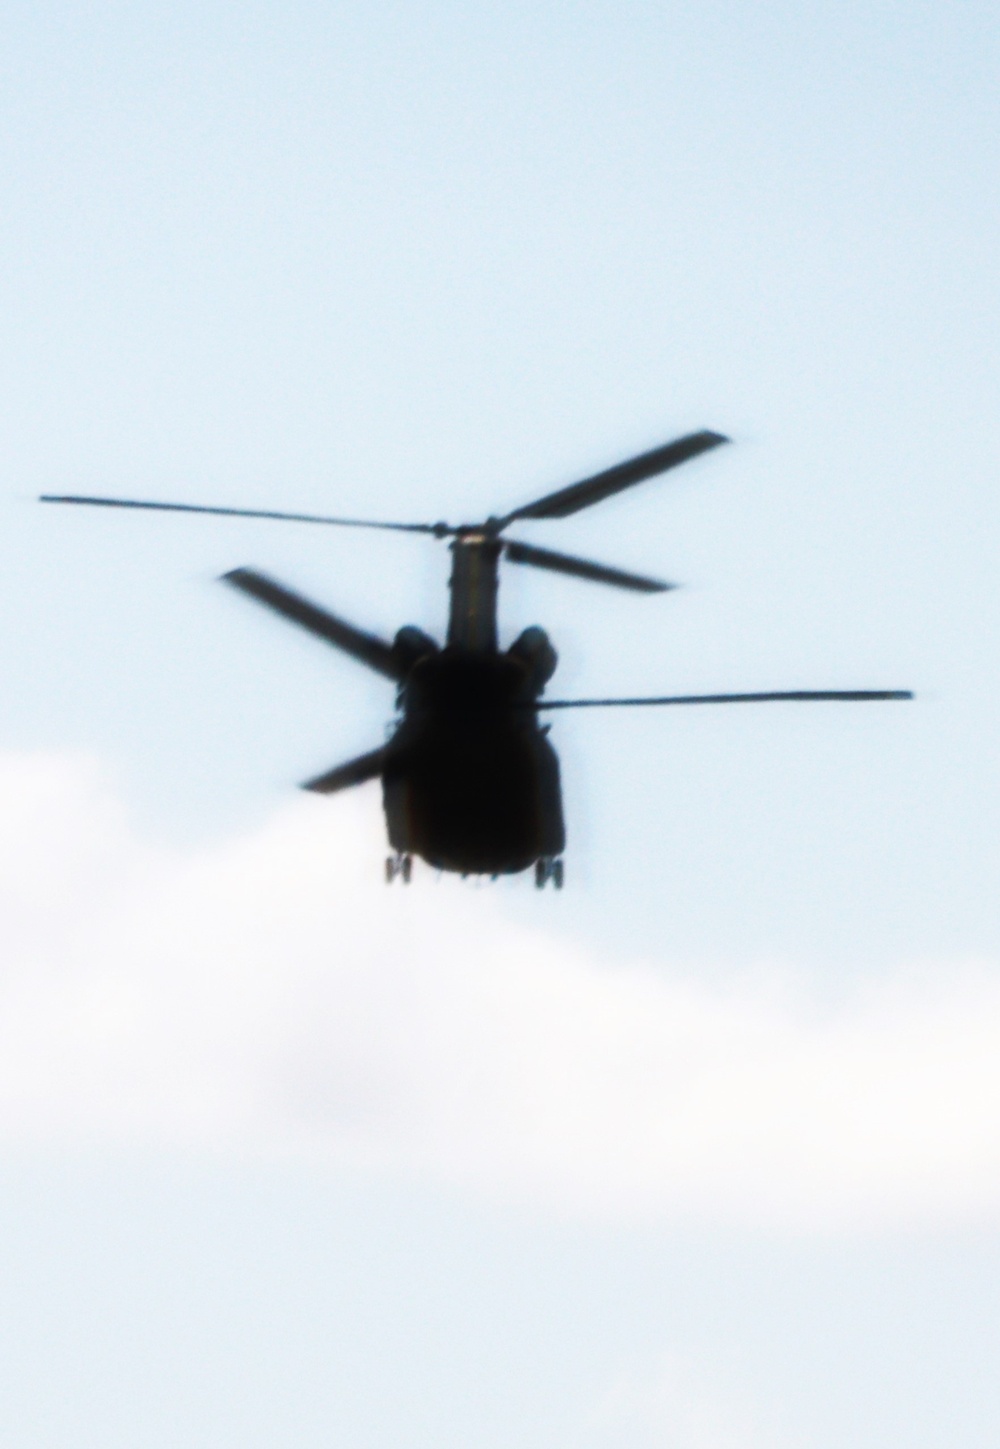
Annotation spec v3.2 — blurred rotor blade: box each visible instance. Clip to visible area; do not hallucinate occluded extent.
[40,493,450,535]
[302,746,388,794]
[536,690,914,709]
[501,430,729,523]
[222,568,403,680]
[504,539,674,592]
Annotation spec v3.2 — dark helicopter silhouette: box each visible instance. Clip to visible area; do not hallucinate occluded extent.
[42,430,911,887]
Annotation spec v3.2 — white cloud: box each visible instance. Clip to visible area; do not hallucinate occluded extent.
[2,751,1000,1229]
[587,1351,760,1449]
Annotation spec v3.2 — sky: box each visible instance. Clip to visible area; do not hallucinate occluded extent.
[2,0,1000,1444]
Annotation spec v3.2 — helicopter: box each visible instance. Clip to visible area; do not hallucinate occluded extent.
[42,429,912,888]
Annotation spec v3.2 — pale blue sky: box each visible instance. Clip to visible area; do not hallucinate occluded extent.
[2,0,1000,1444]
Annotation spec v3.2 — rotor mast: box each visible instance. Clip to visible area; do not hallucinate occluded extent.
[447,530,503,651]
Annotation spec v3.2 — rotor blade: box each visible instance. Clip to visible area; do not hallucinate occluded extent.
[39,493,450,535]
[536,690,914,709]
[222,568,403,680]
[501,430,729,524]
[301,746,388,795]
[503,539,674,593]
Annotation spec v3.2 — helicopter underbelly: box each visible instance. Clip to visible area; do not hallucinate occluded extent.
[383,719,564,874]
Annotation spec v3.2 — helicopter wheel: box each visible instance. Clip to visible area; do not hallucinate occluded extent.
[535,857,564,889]
[386,853,413,884]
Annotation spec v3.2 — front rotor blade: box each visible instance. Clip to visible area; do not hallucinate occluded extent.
[223,568,403,680]
[536,690,914,709]
[40,494,450,535]
[501,430,729,524]
[504,539,674,592]
[302,746,388,794]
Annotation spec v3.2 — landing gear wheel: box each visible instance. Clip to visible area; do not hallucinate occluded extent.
[535,857,564,889]
[386,853,413,884]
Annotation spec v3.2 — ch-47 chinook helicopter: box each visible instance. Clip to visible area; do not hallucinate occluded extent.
[42,429,912,887]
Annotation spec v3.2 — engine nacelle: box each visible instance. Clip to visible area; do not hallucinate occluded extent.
[507,626,557,691]
[393,625,440,672]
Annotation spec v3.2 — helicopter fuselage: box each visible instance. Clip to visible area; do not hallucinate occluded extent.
[382,533,565,876]
[384,647,564,875]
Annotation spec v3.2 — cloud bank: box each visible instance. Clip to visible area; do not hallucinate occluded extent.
[1,751,999,1229]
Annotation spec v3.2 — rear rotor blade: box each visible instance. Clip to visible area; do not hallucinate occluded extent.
[501,430,729,524]
[503,539,674,593]
[302,746,388,794]
[223,568,403,680]
[536,690,914,709]
[40,494,451,535]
